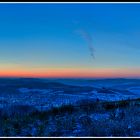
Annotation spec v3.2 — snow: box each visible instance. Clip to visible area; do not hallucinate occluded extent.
[18,88,30,93]
[12,82,140,110]
[127,87,140,94]
[18,88,53,93]
[90,113,110,120]
[0,79,140,111]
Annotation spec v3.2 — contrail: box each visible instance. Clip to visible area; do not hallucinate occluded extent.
[76,29,95,59]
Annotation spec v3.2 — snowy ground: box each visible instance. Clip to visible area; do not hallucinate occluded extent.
[1,78,140,137]
[0,78,140,111]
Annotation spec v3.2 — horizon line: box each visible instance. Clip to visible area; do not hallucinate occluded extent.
[0,76,139,79]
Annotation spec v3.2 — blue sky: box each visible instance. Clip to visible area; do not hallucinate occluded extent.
[0,3,140,78]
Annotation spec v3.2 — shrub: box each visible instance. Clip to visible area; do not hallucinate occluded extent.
[48,131,63,137]
[102,100,130,111]
[75,99,101,114]
[102,102,117,110]
[117,100,130,108]
[29,110,49,121]
[79,115,93,128]
[49,104,75,115]
[4,104,38,117]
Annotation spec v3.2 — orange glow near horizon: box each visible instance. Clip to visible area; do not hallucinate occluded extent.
[0,67,140,78]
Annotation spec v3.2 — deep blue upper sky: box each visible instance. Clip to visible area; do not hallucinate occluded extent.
[0,3,140,78]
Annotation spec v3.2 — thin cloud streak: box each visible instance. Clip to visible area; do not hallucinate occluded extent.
[76,29,95,59]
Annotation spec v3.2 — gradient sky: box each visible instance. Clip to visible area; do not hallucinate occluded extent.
[0,3,140,78]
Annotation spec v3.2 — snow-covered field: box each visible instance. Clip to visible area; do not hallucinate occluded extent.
[1,78,140,137]
[0,78,140,111]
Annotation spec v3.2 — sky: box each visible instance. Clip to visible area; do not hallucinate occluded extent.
[0,3,140,78]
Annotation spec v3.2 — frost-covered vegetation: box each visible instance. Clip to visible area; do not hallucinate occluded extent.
[1,99,140,136]
[1,78,140,137]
